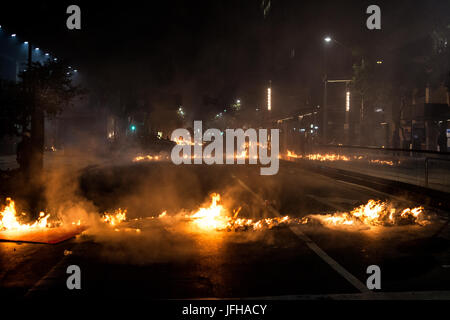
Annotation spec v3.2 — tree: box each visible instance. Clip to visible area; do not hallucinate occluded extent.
[0,60,82,216]
[19,61,81,176]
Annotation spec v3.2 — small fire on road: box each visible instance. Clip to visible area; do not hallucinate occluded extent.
[103,209,127,226]
[153,194,430,232]
[286,150,397,166]
[133,155,164,162]
[0,193,431,243]
[306,200,429,228]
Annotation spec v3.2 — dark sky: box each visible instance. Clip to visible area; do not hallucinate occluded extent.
[1,0,449,117]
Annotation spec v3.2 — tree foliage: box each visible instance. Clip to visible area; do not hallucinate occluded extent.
[0,60,81,137]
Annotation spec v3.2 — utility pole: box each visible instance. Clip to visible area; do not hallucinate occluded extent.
[28,43,32,68]
[28,42,45,217]
[323,39,329,144]
[323,75,328,144]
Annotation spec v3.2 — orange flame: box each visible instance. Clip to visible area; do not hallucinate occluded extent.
[0,198,51,231]
[307,200,427,227]
[102,209,127,226]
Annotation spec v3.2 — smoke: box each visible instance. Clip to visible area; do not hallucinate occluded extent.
[37,141,437,266]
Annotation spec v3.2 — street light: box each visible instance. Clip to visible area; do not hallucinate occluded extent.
[346,91,350,112]
[322,37,331,143]
[322,36,353,144]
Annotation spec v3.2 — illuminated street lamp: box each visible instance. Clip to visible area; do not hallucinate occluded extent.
[345,89,351,144]
[324,36,332,43]
[346,91,350,112]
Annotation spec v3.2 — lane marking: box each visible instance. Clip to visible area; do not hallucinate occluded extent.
[305,194,349,211]
[232,175,371,294]
[25,244,79,297]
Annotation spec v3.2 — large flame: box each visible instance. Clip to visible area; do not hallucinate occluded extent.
[188,194,301,232]
[190,193,229,231]
[102,209,127,226]
[0,197,130,236]
[0,198,50,231]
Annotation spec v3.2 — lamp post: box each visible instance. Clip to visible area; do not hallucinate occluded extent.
[323,36,331,144]
[323,36,354,145]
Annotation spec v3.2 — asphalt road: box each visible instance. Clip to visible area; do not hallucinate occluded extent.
[1,160,450,300]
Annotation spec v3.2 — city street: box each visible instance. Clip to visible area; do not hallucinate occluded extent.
[2,160,449,300]
[2,1,450,314]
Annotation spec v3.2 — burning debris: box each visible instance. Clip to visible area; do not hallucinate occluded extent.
[286,150,399,166]
[0,198,51,231]
[133,155,162,162]
[102,209,127,226]
[306,200,429,228]
[0,198,87,244]
[0,197,131,243]
[0,192,431,244]
[158,194,430,233]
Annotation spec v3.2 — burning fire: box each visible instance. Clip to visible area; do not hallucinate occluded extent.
[286,151,396,166]
[369,159,394,166]
[102,209,127,226]
[173,137,201,146]
[286,151,350,161]
[187,194,304,232]
[190,193,229,231]
[0,198,50,231]
[133,155,168,162]
[186,194,429,232]
[1,191,429,240]
[0,196,130,236]
[307,200,428,227]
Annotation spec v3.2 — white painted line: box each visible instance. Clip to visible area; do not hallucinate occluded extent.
[25,244,79,297]
[232,175,371,294]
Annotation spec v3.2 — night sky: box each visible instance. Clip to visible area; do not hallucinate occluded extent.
[1,0,449,118]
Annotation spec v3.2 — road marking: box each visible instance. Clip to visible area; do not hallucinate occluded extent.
[25,244,79,297]
[305,194,349,211]
[232,175,371,294]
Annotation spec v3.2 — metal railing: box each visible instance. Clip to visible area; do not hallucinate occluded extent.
[287,144,450,193]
